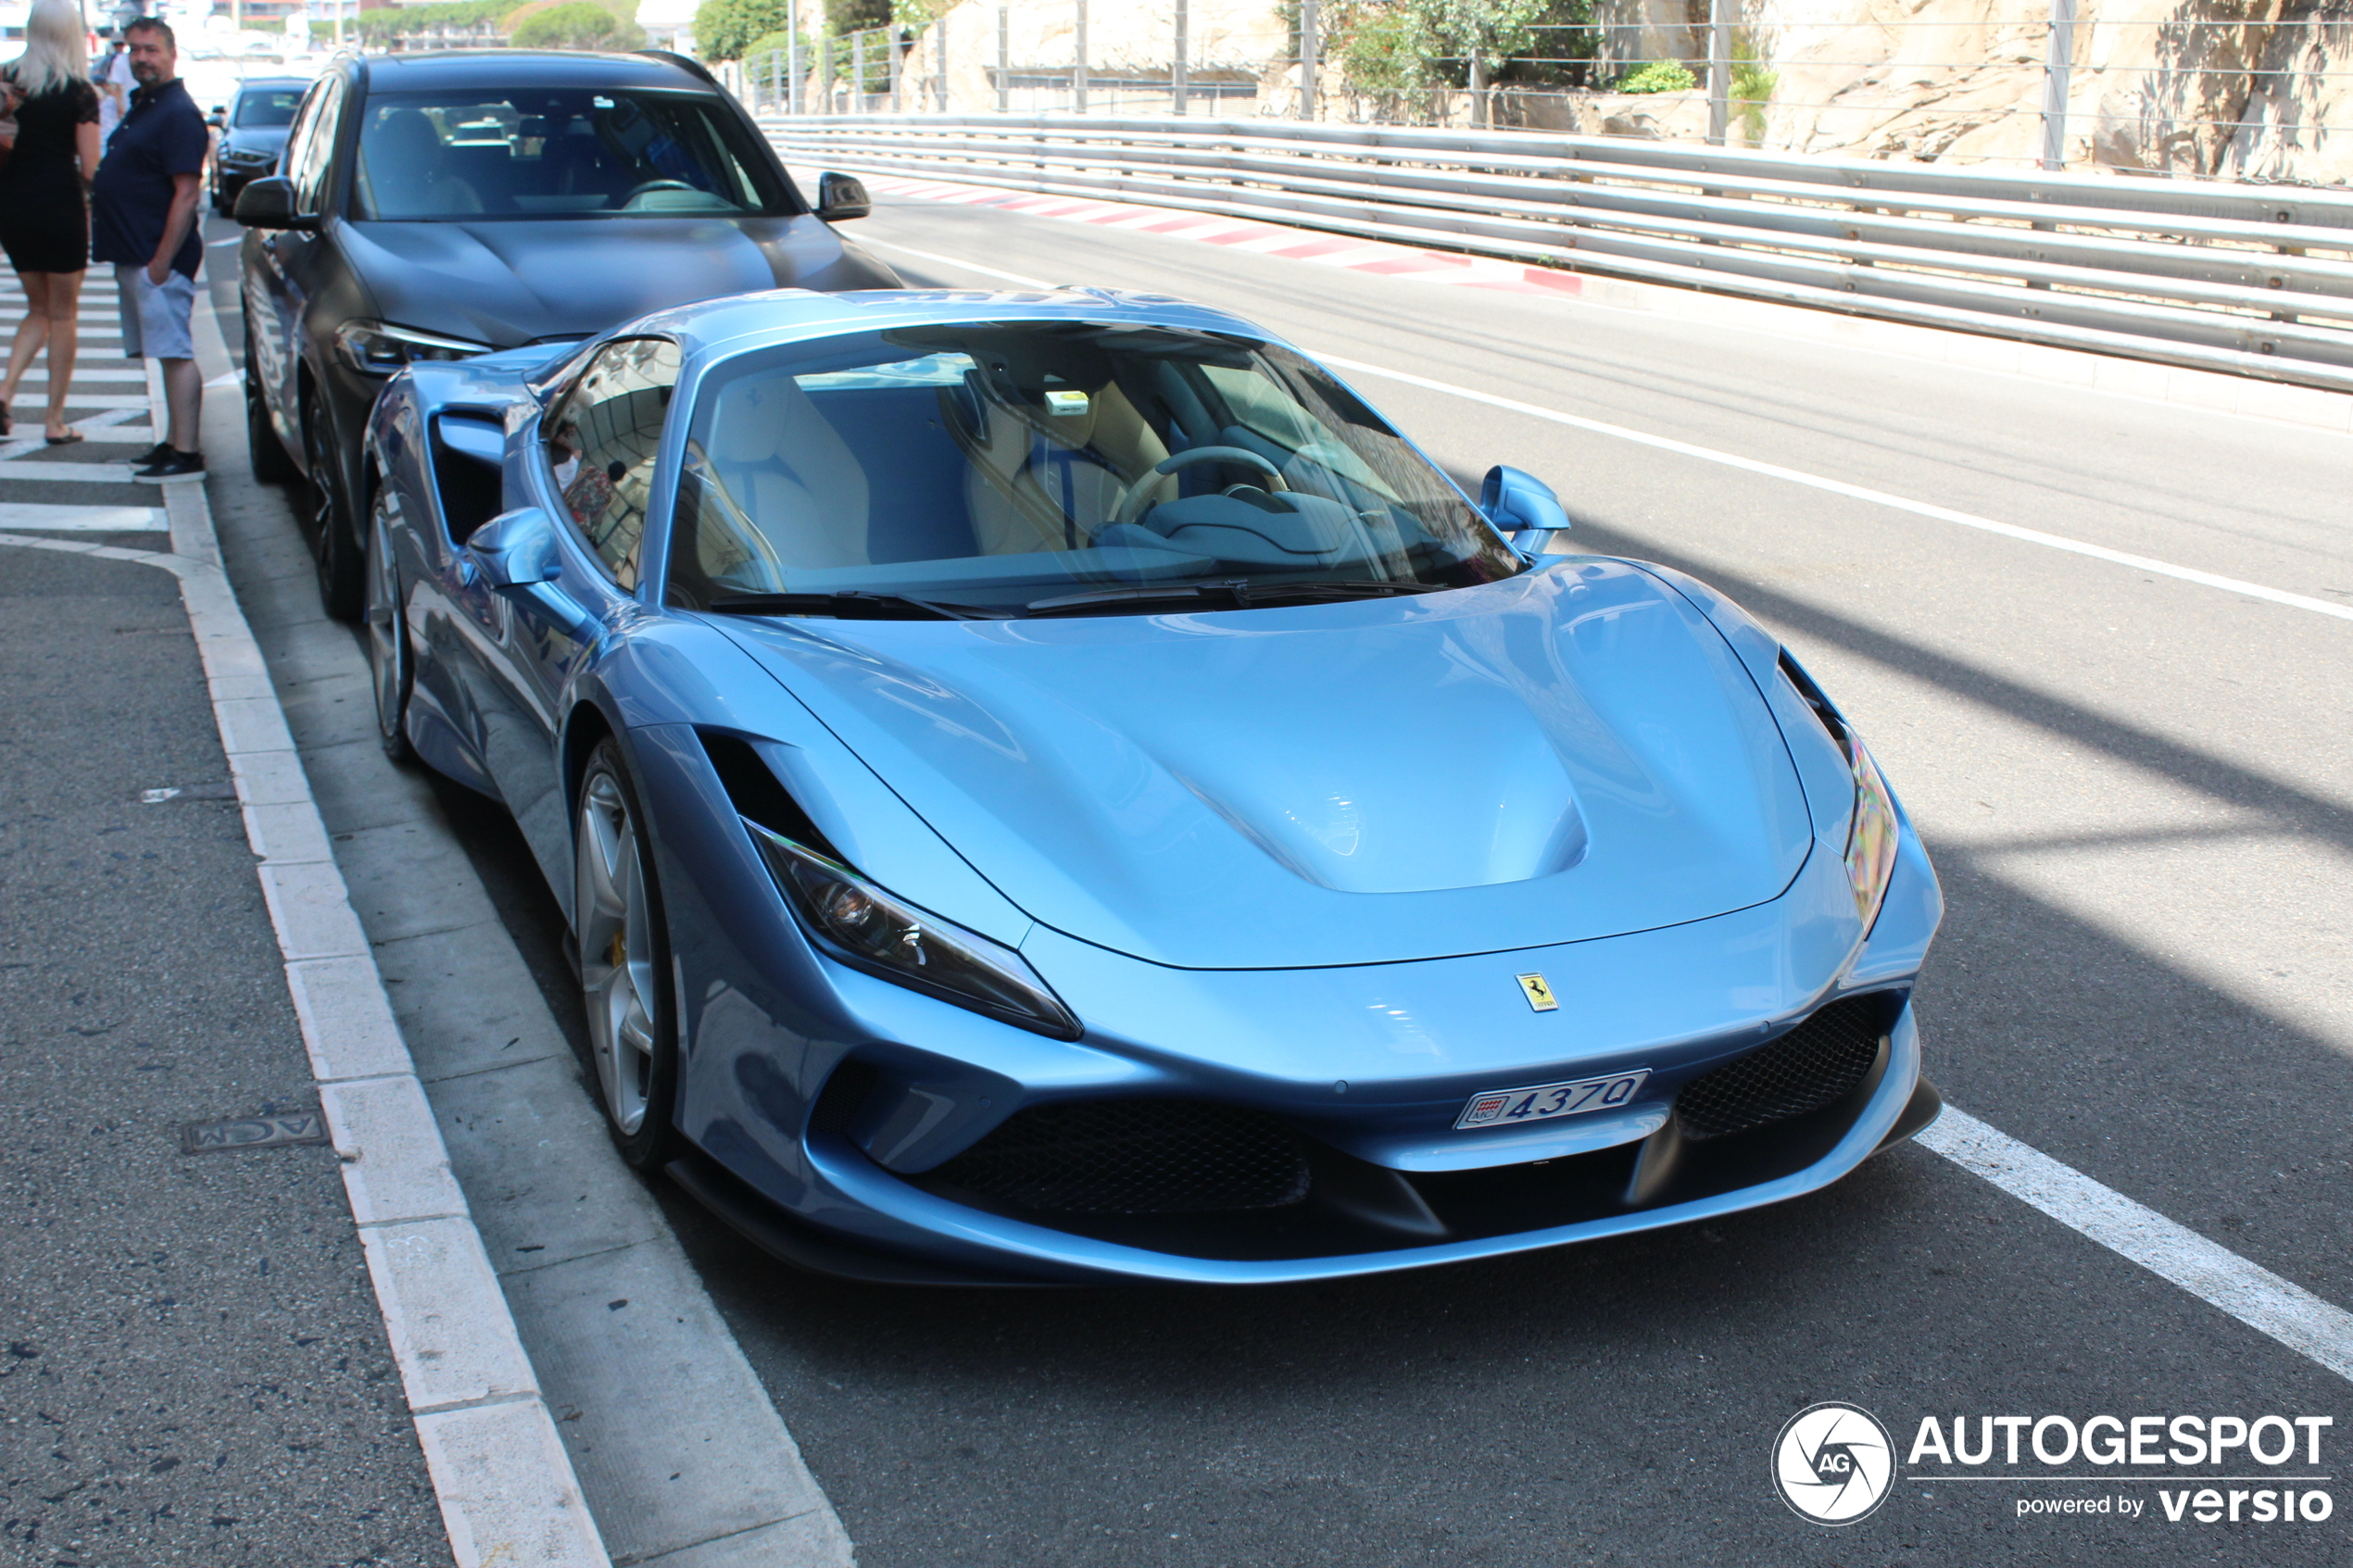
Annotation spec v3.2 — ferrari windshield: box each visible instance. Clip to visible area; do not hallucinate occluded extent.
[352,91,786,220]
[663,321,1519,613]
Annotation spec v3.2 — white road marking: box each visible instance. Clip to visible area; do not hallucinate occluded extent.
[0,502,166,532]
[860,234,1062,290]
[1319,353,2353,627]
[1920,1110,2353,1384]
[208,235,245,246]
[858,235,2353,629]
[44,394,156,410]
[15,367,148,383]
[0,458,136,482]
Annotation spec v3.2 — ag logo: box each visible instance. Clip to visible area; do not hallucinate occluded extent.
[1772,1401,1894,1524]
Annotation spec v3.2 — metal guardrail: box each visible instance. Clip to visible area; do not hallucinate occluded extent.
[761,113,2353,395]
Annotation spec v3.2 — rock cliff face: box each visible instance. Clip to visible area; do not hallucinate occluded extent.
[865,0,2344,184]
[1580,0,2348,182]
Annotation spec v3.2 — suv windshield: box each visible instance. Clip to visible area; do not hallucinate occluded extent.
[352,90,786,220]
[234,89,303,128]
[664,322,1519,615]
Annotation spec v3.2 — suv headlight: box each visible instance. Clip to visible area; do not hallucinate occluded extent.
[747,822,1082,1040]
[333,320,494,377]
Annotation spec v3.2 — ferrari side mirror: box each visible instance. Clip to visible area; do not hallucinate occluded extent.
[466,506,560,589]
[1480,464,1570,555]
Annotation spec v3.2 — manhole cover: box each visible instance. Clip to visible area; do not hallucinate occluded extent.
[181,1111,329,1154]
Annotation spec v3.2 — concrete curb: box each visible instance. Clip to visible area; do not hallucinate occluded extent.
[837,171,2353,439]
[0,376,611,1562]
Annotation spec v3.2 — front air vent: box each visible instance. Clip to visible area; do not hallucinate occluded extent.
[928,1099,1313,1215]
[698,731,840,858]
[1674,996,1887,1141]
[431,412,505,544]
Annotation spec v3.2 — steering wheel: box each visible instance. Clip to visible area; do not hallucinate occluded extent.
[619,178,698,207]
[1108,446,1289,531]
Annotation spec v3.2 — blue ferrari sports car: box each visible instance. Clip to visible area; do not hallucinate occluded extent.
[359,285,1943,1285]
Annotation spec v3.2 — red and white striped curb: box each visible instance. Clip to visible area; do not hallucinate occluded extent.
[856,174,1592,298]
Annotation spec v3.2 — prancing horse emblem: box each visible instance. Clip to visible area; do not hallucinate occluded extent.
[1516,972,1558,1012]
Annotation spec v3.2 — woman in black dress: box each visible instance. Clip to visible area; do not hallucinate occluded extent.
[0,0,103,444]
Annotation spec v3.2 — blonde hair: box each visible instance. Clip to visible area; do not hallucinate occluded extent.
[9,0,91,98]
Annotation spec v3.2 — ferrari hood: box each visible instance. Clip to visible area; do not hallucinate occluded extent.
[720,560,1817,970]
[340,214,877,348]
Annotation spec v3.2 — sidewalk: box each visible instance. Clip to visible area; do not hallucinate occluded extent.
[0,281,452,1564]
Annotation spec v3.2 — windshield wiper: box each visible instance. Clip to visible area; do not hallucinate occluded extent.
[1021,580,1444,618]
[707,592,1010,622]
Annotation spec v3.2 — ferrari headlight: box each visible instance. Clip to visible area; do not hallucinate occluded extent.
[746,822,1081,1039]
[333,320,495,377]
[1844,738,1899,929]
[1780,650,1899,931]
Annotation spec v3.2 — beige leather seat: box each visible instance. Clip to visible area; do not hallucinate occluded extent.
[695,373,872,583]
[959,379,1169,556]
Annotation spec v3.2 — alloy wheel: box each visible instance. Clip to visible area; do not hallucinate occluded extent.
[364,490,413,762]
[577,768,661,1136]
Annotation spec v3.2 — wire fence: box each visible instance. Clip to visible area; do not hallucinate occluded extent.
[725,1,2353,186]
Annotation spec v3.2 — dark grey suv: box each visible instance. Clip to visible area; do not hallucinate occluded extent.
[234,48,895,618]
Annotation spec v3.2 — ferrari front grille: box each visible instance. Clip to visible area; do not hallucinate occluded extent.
[1674,996,1887,1141]
[929,1099,1313,1215]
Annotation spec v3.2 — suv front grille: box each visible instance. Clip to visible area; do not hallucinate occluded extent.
[928,1099,1313,1215]
[1675,997,1887,1141]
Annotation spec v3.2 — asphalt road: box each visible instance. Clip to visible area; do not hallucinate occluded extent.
[194,197,2353,1566]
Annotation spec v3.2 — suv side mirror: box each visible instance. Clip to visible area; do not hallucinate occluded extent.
[815,170,872,222]
[1480,465,1570,554]
[233,175,316,232]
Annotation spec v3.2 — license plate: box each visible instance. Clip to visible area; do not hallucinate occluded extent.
[1455,1070,1649,1130]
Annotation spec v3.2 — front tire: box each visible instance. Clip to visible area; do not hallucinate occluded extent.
[305,389,363,621]
[575,739,683,1169]
[363,486,415,765]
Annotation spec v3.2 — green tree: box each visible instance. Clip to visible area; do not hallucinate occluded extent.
[692,0,787,59]
[1408,0,1551,79]
[512,1,618,47]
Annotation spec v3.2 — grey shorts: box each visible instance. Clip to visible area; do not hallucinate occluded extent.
[114,264,195,360]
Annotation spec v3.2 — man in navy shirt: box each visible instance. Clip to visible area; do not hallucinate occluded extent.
[90,16,207,481]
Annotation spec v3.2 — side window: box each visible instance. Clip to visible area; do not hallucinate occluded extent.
[545,338,682,591]
[286,75,345,214]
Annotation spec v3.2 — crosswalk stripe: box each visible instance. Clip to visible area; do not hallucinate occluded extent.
[15,369,148,383]
[37,395,153,410]
[0,458,140,482]
[0,501,168,532]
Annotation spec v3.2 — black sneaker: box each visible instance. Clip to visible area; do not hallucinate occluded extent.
[135,448,206,483]
[129,441,172,468]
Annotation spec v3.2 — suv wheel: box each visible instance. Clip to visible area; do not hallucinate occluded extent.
[304,389,362,621]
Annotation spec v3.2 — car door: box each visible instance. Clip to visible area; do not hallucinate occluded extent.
[245,71,344,450]
[456,337,683,896]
